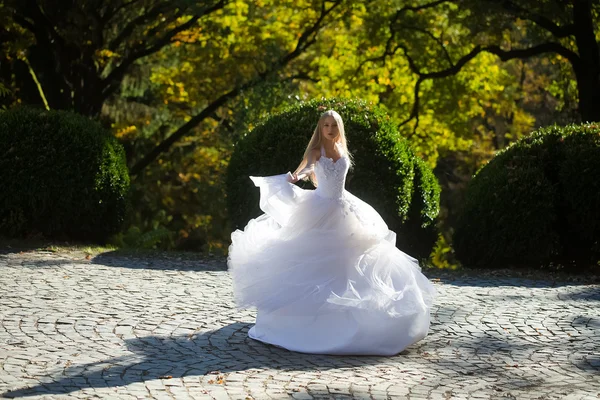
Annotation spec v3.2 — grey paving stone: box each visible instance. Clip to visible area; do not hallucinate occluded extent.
[0,251,599,399]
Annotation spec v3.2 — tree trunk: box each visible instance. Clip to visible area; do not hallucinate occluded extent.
[573,0,600,122]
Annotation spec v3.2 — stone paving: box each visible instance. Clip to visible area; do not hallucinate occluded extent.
[0,250,599,400]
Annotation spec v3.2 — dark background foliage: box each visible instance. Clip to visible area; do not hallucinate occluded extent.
[227,98,441,259]
[454,123,600,270]
[0,107,130,242]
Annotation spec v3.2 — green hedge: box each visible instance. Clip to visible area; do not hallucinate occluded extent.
[0,107,130,242]
[226,98,440,259]
[454,123,600,269]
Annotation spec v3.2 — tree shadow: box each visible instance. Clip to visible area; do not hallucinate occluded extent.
[571,315,600,329]
[89,251,227,272]
[0,241,228,272]
[429,275,600,289]
[558,286,600,301]
[475,286,600,303]
[423,327,600,378]
[0,240,52,255]
[2,322,393,398]
[1,257,83,268]
[0,239,99,255]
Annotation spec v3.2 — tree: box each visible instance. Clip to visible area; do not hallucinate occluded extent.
[357,0,599,124]
[295,1,536,165]
[127,0,346,176]
[4,0,347,176]
[100,0,350,250]
[285,0,592,266]
[5,0,228,116]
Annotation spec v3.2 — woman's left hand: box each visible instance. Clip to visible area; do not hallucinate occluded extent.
[286,172,299,183]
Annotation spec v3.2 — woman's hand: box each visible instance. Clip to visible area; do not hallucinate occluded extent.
[286,172,299,183]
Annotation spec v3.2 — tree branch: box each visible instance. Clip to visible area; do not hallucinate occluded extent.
[287,0,341,60]
[101,15,200,100]
[130,0,339,176]
[143,10,184,40]
[394,0,454,15]
[31,1,66,48]
[11,14,36,34]
[397,24,453,66]
[102,0,226,101]
[22,55,50,110]
[497,0,576,38]
[13,3,73,105]
[482,42,580,68]
[101,0,144,25]
[108,3,171,52]
[355,0,454,77]
[399,76,423,133]
[370,1,580,131]
[209,112,234,133]
[284,71,320,83]
[421,45,483,79]
[397,42,581,129]
[16,1,67,55]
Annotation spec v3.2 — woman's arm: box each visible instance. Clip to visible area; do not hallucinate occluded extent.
[288,148,320,183]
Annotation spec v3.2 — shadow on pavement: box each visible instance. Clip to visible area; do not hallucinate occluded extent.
[2,322,392,398]
[559,286,600,301]
[4,313,599,398]
[429,275,600,289]
[91,251,227,272]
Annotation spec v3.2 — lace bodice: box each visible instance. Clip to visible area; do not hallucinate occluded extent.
[314,145,349,199]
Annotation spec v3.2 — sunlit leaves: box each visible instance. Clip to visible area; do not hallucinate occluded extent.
[104,0,350,250]
[5,0,587,253]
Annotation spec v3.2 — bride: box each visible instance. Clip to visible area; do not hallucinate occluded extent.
[227,110,435,356]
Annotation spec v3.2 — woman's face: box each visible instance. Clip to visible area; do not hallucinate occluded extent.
[321,116,339,141]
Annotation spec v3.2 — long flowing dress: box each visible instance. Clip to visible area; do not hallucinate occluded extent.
[227,145,435,355]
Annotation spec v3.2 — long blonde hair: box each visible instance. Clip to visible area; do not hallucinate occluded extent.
[293,110,352,186]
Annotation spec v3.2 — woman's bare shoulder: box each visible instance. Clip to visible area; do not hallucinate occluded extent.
[310,147,321,161]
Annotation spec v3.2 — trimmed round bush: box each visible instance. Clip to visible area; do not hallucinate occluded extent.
[454,123,600,269]
[226,98,440,259]
[0,107,130,242]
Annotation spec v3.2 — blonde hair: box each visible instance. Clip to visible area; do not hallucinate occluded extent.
[293,110,352,186]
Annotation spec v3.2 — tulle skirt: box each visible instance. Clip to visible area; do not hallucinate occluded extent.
[227,174,435,355]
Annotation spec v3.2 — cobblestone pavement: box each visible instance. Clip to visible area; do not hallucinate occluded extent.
[0,250,599,400]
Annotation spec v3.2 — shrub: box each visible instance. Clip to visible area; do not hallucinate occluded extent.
[454,123,600,269]
[0,107,130,242]
[226,98,440,259]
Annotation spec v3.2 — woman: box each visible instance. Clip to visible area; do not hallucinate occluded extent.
[227,110,435,355]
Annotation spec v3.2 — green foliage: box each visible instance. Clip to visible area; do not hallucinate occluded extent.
[454,123,600,269]
[2,0,589,259]
[121,132,233,253]
[227,98,441,259]
[99,0,341,252]
[1,0,230,115]
[109,225,174,249]
[0,83,11,97]
[0,107,130,242]
[560,129,600,259]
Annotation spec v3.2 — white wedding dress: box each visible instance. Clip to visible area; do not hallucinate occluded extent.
[227,145,435,355]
